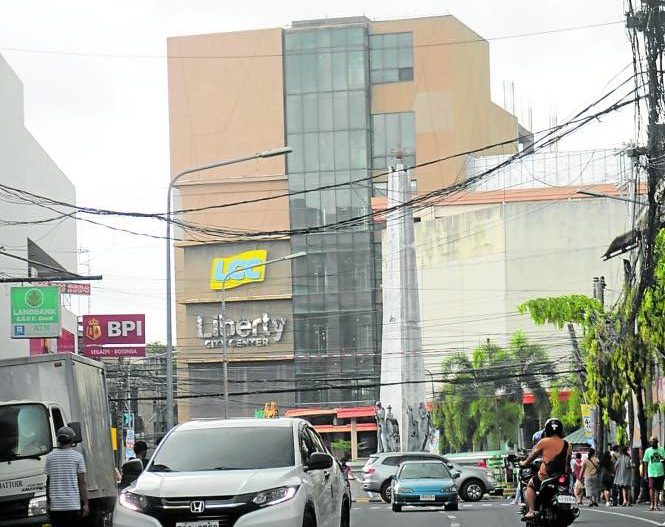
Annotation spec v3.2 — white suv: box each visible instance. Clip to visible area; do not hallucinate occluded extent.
[113,418,351,527]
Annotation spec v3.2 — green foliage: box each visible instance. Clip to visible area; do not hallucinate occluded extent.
[639,230,665,360]
[147,341,166,354]
[330,439,353,453]
[435,335,553,452]
[518,296,602,329]
[549,380,583,430]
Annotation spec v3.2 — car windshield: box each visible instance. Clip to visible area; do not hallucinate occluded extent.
[399,463,451,480]
[148,426,295,472]
[0,404,51,462]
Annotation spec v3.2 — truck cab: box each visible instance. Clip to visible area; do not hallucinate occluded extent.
[0,400,73,526]
[0,353,118,527]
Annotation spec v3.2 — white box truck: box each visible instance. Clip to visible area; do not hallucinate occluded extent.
[0,353,117,526]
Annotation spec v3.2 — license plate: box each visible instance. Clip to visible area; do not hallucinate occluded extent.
[557,495,575,504]
[176,521,220,527]
[420,495,436,501]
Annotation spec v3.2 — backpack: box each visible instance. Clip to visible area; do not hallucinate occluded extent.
[545,440,570,475]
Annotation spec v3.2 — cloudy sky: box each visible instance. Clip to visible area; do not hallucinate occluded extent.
[0,0,632,342]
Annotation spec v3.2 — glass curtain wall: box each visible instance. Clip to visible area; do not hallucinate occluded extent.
[284,24,380,406]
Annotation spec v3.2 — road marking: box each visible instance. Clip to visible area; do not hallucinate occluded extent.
[586,508,664,525]
[451,523,460,527]
[448,514,457,518]
[482,503,492,507]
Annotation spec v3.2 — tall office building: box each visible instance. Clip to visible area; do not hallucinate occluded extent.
[168,15,521,421]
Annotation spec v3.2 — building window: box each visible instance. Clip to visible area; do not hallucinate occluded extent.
[369,32,413,84]
[371,112,415,169]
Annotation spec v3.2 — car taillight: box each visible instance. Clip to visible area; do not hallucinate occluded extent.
[364,467,375,475]
[558,475,567,485]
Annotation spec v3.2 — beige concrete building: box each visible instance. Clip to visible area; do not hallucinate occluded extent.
[167,15,522,421]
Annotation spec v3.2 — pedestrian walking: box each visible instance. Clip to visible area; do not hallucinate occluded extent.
[45,426,88,527]
[572,453,585,504]
[600,450,615,506]
[614,446,633,506]
[643,436,665,511]
[610,444,620,506]
[581,448,600,507]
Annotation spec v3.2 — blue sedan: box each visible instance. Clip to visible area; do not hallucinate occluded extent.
[391,460,459,512]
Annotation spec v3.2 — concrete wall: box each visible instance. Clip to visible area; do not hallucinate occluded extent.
[370,16,519,192]
[415,197,627,399]
[168,28,290,237]
[175,238,294,419]
[0,55,78,359]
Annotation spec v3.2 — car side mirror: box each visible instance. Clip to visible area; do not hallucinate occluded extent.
[451,470,461,479]
[120,459,144,489]
[68,422,83,444]
[305,452,333,472]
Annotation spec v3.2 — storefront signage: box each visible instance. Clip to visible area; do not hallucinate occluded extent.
[33,282,91,295]
[82,314,146,358]
[10,286,61,339]
[209,250,267,291]
[197,313,286,348]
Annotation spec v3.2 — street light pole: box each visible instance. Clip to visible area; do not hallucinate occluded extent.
[165,147,291,430]
[218,251,306,419]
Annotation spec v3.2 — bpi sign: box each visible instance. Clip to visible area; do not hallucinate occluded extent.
[82,314,146,358]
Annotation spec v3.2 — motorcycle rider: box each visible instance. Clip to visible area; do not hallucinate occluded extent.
[519,418,572,520]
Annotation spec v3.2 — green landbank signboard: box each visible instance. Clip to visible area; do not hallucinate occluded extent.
[10,286,61,338]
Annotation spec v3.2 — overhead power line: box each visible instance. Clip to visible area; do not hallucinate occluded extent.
[0,20,624,60]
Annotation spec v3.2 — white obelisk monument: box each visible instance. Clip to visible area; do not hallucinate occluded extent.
[379,156,426,452]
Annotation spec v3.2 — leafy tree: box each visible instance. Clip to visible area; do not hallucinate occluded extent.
[548,379,583,431]
[435,335,553,452]
[147,341,166,354]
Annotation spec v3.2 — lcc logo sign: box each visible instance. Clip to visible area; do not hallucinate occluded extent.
[210,250,267,291]
[82,314,146,358]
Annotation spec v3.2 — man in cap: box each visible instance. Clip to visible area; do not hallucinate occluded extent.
[45,426,88,527]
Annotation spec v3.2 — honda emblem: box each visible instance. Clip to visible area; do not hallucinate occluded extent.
[190,501,205,513]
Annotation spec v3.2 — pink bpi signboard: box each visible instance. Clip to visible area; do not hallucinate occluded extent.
[82,314,146,358]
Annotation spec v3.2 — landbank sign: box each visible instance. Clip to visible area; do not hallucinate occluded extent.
[210,250,267,291]
[197,313,286,348]
[10,286,61,338]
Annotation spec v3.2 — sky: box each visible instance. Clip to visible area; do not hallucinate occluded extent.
[0,0,633,343]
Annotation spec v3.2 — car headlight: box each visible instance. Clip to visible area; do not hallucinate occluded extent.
[252,486,299,507]
[444,486,457,493]
[119,491,150,512]
[396,487,413,493]
[28,495,48,516]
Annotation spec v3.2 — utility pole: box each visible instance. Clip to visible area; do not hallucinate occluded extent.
[624,0,665,501]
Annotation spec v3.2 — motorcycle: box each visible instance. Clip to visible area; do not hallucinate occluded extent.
[515,451,579,527]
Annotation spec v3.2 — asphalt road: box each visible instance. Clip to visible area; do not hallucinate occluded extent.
[351,501,665,527]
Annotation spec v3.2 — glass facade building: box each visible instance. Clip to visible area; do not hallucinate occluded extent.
[169,15,522,421]
[284,22,399,406]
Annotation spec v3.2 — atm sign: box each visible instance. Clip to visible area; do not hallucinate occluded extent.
[210,250,267,291]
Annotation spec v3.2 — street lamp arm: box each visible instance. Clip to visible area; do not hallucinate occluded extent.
[217,250,306,419]
[164,146,292,431]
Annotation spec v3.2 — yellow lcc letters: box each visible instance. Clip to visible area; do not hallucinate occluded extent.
[209,250,267,290]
